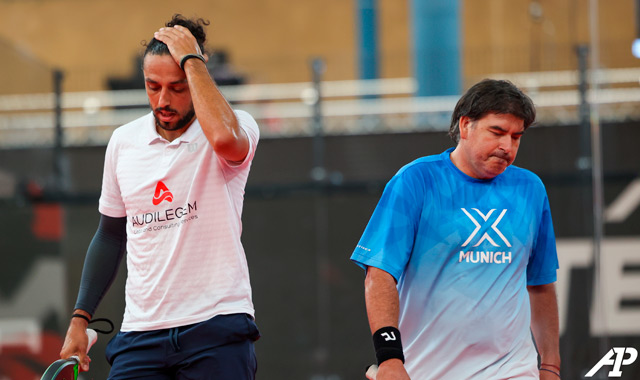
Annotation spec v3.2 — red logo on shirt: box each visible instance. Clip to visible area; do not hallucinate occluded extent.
[152,181,174,205]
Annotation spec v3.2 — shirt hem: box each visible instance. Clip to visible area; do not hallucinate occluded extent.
[527,273,557,286]
[120,306,255,332]
[351,254,403,282]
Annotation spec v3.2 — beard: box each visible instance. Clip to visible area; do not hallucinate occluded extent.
[153,105,196,132]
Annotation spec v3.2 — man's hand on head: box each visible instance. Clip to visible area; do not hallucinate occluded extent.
[153,25,205,67]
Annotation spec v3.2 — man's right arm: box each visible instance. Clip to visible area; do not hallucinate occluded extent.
[365,266,411,380]
[59,213,126,371]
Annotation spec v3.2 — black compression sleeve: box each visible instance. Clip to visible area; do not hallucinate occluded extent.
[74,213,127,315]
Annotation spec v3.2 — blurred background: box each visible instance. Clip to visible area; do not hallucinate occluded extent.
[1,0,639,379]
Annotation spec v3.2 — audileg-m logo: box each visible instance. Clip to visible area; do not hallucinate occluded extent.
[585,347,638,378]
[152,181,174,206]
[459,208,512,264]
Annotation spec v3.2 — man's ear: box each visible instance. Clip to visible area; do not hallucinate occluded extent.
[203,53,209,63]
[459,116,472,140]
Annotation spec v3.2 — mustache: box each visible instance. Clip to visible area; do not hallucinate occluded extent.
[155,106,178,114]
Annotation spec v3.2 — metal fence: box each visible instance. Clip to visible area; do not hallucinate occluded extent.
[1,67,640,149]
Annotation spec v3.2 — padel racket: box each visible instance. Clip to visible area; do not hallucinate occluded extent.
[366,364,378,379]
[40,328,97,380]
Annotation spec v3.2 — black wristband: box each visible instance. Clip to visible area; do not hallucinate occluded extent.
[373,326,405,365]
[179,53,206,71]
[71,313,91,324]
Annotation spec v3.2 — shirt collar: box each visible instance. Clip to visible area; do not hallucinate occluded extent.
[143,112,201,146]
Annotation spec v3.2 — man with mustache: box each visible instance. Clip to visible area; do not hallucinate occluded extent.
[352,79,561,379]
[59,14,260,379]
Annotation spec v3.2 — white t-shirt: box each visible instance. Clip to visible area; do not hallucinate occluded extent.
[99,110,259,331]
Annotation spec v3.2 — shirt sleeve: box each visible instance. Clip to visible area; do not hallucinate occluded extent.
[526,192,559,286]
[74,214,127,315]
[98,131,127,218]
[220,110,260,168]
[350,167,424,281]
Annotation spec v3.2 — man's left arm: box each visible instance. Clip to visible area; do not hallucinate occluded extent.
[154,25,249,162]
[528,283,561,379]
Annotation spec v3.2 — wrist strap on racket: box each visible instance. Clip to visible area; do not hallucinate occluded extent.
[71,314,115,335]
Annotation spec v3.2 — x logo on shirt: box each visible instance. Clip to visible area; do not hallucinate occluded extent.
[460,208,511,248]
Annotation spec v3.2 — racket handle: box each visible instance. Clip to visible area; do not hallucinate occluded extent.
[61,330,98,371]
[365,364,378,380]
[86,328,98,354]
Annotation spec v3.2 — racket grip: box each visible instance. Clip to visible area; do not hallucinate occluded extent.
[86,328,98,354]
[365,364,378,380]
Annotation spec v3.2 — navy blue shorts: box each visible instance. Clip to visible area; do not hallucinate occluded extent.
[105,313,260,380]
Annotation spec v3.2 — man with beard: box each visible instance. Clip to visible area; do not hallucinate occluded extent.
[352,79,561,379]
[60,14,260,380]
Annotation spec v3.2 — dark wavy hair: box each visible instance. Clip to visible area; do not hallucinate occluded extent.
[143,14,209,57]
[448,79,536,143]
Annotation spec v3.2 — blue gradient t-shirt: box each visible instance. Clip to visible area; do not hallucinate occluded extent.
[351,148,558,379]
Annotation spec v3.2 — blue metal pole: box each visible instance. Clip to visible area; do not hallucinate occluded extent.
[357,0,379,80]
[410,0,461,96]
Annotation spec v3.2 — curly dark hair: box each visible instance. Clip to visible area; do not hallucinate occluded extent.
[143,14,210,57]
[448,79,536,143]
